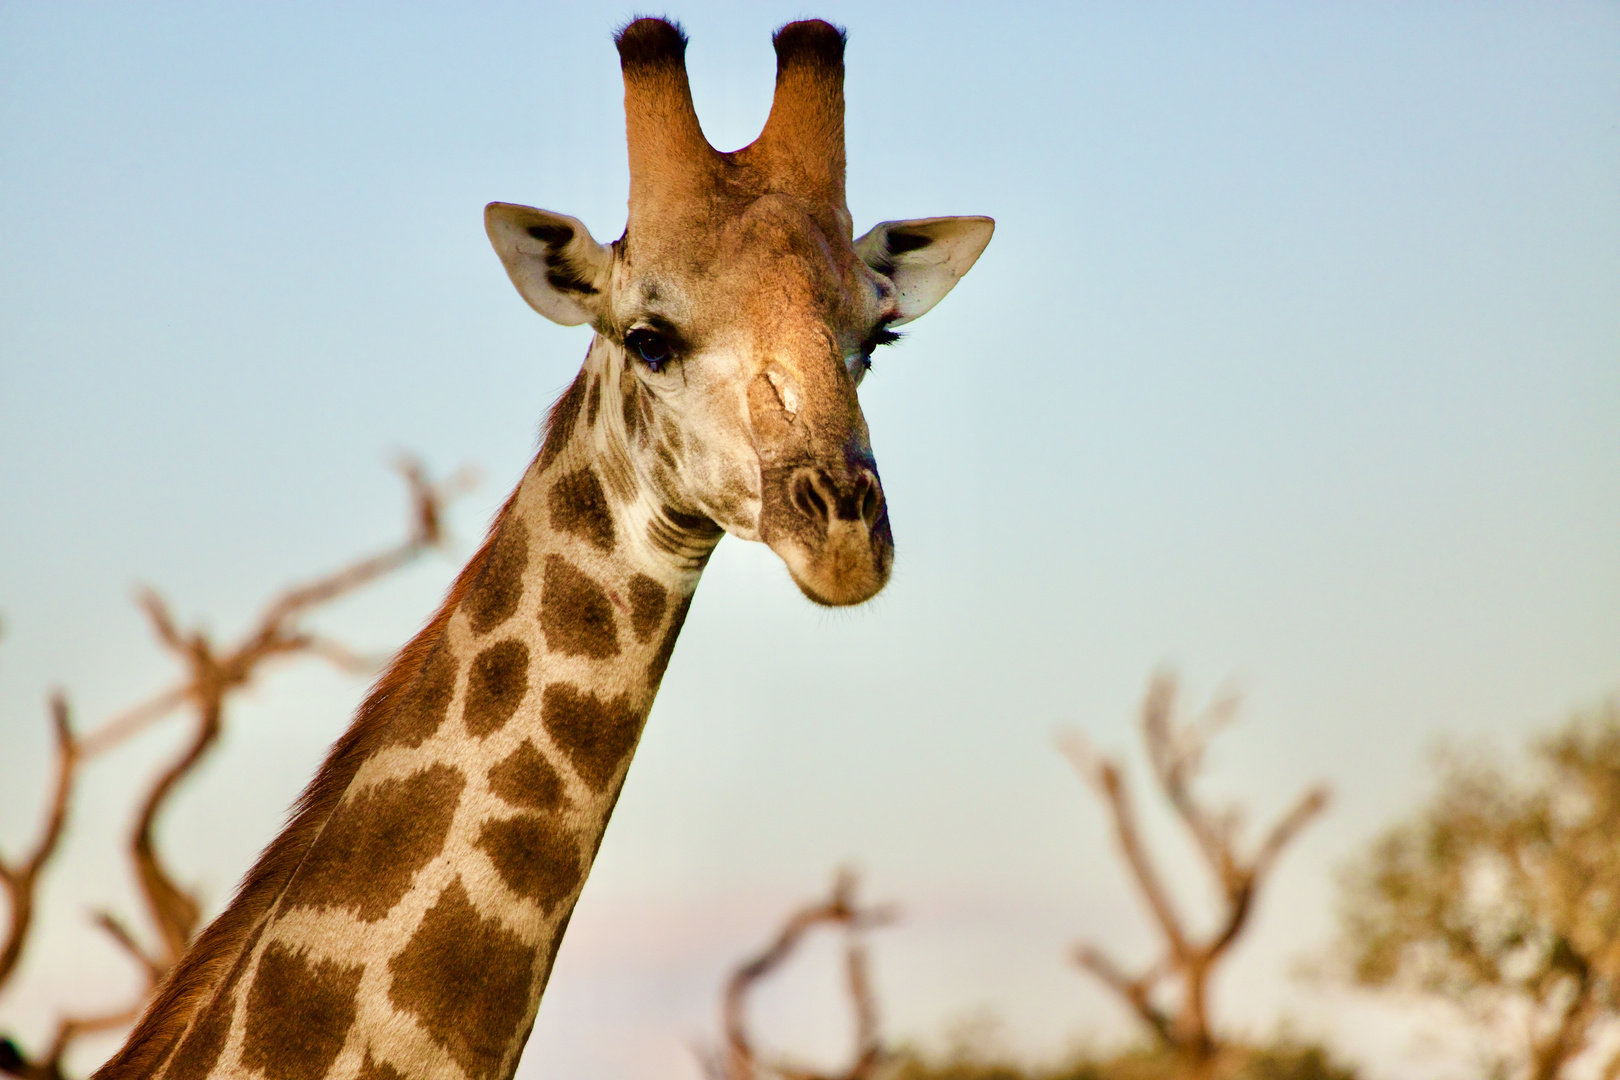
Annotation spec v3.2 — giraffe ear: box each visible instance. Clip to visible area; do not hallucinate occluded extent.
[854,216,995,326]
[485,203,613,327]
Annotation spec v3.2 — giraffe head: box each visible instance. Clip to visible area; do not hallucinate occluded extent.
[485,17,992,606]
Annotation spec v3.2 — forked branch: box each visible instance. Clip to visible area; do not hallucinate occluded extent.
[0,694,79,990]
[715,869,895,1080]
[1060,672,1329,1067]
[112,457,472,968]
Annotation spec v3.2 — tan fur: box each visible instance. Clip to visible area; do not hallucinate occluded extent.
[96,18,992,1078]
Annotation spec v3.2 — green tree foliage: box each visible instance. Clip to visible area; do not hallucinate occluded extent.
[887,1038,1356,1080]
[1338,701,1620,1079]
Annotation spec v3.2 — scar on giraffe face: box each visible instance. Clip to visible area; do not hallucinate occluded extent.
[282,764,465,921]
[539,556,620,660]
[388,877,536,1080]
[480,15,993,610]
[241,943,363,1080]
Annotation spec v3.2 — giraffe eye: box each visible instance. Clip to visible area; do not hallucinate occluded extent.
[626,328,671,372]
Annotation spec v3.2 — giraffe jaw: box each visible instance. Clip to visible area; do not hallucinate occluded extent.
[770,530,893,607]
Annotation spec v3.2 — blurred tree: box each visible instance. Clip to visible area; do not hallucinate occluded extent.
[705,869,895,1080]
[886,1032,1356,1080]
[1338,700,1620,1079]
[1060,675,1329,1078]
[709,866,1357,1080]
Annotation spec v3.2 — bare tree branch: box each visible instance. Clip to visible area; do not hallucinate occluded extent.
[1252,786,1330,884]
[1061,673,1330,1069]
[73,457,472,761]
[77,688,188,761]
[91,912,164,985]
[299,636,380,675]
[1058,734,1191,962]
[0,695,80,991]
[716,870,895,1080]
[1071,944,1175,1046]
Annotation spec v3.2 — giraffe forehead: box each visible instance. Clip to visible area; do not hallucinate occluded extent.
[617,197,870,335]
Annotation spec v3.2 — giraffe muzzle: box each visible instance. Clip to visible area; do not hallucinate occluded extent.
[759,459,893,607]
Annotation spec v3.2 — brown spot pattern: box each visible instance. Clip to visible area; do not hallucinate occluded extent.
[357,1053,405,1080]
[240,943,364,1080]
[487,740,568,812]
[621,376,642,441]
[464,518,528,635]
[385,641,457,749]
[164,918,268,1080]
[464,639,530,738]
[636,392,654,446]
[537,372,586,474]
[541,683,642,792]
[388,877,536,1080]
[548,467,616,554]
[584,376,601,428]
[647,593,692,691]
[659,417,683,454]
[476,814,582,913]
[627,574,667,643]
[282,764,464,921]
[539,556,620,660]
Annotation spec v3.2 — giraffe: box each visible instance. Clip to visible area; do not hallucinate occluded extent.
[95,17,992,1080]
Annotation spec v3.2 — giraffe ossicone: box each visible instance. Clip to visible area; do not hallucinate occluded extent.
[97,17,991,1080]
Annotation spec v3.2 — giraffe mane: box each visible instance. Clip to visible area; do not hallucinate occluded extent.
[94,373,590,1080]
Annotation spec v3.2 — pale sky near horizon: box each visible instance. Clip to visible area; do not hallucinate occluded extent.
[1,3,1617,1078]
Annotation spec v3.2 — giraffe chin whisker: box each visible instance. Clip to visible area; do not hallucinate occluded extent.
[766,522,893,608]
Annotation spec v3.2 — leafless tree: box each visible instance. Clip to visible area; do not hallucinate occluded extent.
[0,458,472,1080]
[1059,673,1329,1077]
[710,869,897,1080]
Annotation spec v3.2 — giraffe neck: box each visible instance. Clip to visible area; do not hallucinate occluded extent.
[122,345,722,1080]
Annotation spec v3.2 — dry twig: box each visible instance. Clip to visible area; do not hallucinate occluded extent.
[713,869,896,1080]
[1059,672,1329,1074]
[0,695,79,990]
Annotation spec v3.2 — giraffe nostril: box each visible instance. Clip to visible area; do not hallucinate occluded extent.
[792,471,829,523]
[857,474,882,528]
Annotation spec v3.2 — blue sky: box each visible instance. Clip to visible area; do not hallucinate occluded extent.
[1,3,1617,1077]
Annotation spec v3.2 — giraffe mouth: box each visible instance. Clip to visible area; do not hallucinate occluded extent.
[758,463,893,606]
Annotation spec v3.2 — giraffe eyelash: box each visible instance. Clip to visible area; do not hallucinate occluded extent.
[860,326,902,362]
